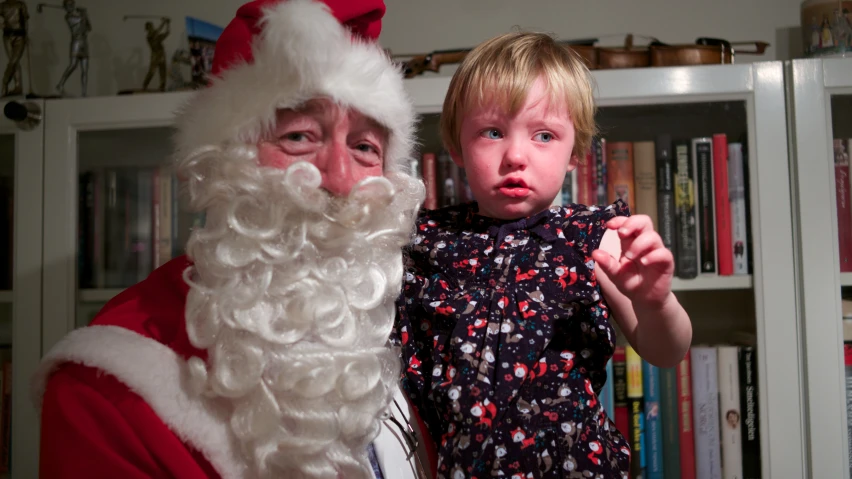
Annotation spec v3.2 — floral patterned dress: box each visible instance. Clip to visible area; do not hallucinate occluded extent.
[393,200,632,479]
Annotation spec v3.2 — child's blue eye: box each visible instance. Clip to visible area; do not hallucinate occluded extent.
[482,129,501,139]
[535,132,553,143]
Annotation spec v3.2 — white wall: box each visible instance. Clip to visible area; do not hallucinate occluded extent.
[14,0,806,99]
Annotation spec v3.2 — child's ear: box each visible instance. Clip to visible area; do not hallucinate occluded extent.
[567,153,580,171]
[449,149,465,169]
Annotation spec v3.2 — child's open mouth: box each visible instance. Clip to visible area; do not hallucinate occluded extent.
[498,178,530,198]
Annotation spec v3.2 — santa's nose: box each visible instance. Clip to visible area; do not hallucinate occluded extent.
[316,140,355,197]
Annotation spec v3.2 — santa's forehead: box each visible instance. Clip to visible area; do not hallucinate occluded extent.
[275,98,390,131]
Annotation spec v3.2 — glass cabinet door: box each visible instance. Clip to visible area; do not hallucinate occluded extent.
[42,92,195,351]
[0,98,45,479]
[789,57,852,479]
[405,61,803,478]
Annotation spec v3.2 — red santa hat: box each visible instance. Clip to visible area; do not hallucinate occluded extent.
[173,0,416,172]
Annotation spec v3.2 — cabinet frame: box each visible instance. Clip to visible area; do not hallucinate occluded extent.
[1,98,45,479]
[786,57,852,479]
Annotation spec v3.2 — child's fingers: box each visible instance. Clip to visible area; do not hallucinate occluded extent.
[605,216,629,230]
[592,249,621,277]
[621,232,662,262]
[637,247,675,274]
[616,215,653,239]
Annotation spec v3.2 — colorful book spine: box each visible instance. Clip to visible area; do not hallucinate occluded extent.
[728,143,748,275]
[601,358,615,420]
[738,346,761,479]
[643,360,663,479]
[627,346,645,479]
[679,352,696,479]
[835,139,852,272]
[712,134,733,275]
[717,346,743,479]
[691,347,722,479]
[659,366,681,478]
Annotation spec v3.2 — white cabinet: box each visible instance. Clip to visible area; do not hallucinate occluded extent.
[5,61,805,478]
[787,57,852,479]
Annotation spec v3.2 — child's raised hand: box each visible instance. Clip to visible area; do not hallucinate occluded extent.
[591,214,674,308]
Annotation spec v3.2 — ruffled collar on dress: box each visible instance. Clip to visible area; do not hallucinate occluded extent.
[462,203,559,245]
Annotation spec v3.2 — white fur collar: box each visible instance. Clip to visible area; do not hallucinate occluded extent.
[31,325,431,479]
[31,325,247,479]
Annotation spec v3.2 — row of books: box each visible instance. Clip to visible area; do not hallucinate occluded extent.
[78,168,203,289]
[597,344,760,479]
[562,135,750,279]
[415,133,751,280]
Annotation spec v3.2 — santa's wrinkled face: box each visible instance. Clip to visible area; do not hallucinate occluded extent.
[256,98,389,197]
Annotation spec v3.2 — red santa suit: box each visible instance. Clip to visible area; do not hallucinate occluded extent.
[32,257,436,478]
[30,0,437,477]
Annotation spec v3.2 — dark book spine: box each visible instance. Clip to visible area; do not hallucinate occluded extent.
[659,367,681,478]
[693,138,717,274]
[739,346,761,479]
[674,140,698,278]
[629,397,645,479]
[613,347,629,440]
[78,173,94,289]
[655,134,676,255]
[596,137,608,205]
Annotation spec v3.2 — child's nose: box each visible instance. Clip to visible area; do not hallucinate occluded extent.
[502,140,528,169]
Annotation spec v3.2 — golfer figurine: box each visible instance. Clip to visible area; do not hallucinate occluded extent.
[38,0,91,97]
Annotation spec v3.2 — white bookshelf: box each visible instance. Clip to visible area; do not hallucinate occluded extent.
[77,275,754,307]
[672,275,752,291]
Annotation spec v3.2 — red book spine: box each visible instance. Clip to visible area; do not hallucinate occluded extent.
[577,149,597,205]
[677,352,696,479]
[612,347,630,442]
[835,140,852,272]
[712,134,733,275]
[422,153,438,210]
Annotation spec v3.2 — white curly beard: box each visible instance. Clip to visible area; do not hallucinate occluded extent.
[175,143,423,479]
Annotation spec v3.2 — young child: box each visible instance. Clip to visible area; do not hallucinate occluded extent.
[394,31,693,479]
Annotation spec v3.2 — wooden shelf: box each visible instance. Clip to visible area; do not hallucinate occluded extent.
[79,288,123,303]
[77,277,751,304]
[671,275,752,291]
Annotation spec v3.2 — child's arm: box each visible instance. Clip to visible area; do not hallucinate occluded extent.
[591,214,692,368]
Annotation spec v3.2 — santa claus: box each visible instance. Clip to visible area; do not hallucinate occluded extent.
[30,0,435,478]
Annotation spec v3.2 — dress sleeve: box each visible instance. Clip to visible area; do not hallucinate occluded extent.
[392,247,443,438]
[391,210,447,446]
[566,199,631,257]
[39,364,218,479]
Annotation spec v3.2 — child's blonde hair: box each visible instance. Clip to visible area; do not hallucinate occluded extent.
[440,32,597,161]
